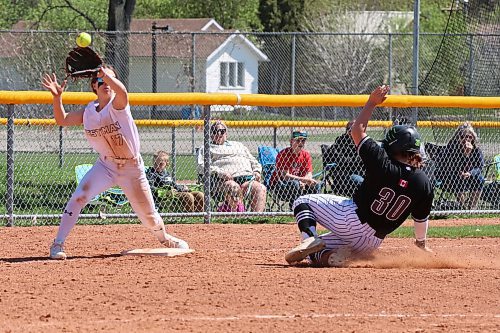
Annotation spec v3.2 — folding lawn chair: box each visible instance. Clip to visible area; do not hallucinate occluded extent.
[257,146,285,210]
[424,143,461,211]
[481,154,500,209]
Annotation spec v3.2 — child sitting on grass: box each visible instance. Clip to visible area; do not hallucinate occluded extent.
[146,150,204,212]
[217,182,245,212]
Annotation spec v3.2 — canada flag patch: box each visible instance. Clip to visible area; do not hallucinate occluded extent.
[399,179,408,188]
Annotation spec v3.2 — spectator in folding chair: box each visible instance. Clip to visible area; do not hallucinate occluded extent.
[146,151,204,212]
[324,121,365,197]
[197,120,266,212]
[269,130,321,210]
[435,123,485,209]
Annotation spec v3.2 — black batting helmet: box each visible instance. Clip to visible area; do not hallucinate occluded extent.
[382,125,421,156]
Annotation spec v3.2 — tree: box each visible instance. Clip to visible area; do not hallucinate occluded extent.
[257,0,308,98]
[297,9,387,95]
[106,0,136,88]
[25,0,107,30]
[0,0,37,29]
[134,0,262,30]
[258,0,306,32]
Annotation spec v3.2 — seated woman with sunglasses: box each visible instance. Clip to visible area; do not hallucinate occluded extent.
[435,123,485,209]
[197,120,267,212]
[42,66,189,260]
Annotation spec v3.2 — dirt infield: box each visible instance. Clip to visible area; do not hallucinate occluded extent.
[0,220,499,333]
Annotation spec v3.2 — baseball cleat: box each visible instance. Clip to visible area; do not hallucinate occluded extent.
[161,234,189,250]
[285,236,325,265]
[50,240,67,260]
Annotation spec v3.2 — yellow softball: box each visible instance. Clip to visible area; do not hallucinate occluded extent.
[76,32,92,48]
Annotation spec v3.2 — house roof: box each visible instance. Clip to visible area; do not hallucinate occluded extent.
[130,18,224,32]
[128,19,267,61]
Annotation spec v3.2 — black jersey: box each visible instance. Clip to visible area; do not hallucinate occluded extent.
[353,137,433,238]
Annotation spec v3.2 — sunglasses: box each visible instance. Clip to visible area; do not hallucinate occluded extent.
[96,77,105,87]
[212,128,226,135]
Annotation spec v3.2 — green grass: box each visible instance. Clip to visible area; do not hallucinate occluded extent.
[389,225,500,238]
[0,151,201,215]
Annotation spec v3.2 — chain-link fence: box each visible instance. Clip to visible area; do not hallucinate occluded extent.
[0,30,499,225]
[0,30,481,94]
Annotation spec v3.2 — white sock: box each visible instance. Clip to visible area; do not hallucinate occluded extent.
[150,221,168,243]
[55,200,83,244]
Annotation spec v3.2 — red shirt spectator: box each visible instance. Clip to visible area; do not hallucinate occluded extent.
[270,147,313,186]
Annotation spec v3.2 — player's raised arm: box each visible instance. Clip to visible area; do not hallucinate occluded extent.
[42,73,83,126]
[98,67,129,110]
[351,85,390,146]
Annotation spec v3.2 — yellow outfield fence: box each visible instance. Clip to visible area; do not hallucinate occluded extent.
[1,90,500,108]
[2,118,500,129]
[1,90,499,128]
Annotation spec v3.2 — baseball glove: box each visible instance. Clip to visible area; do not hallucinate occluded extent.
[65,47,103,79]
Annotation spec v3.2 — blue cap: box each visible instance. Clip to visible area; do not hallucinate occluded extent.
[292,130,308,139]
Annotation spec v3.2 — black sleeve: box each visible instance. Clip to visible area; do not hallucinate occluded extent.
[412,177,434,221]
[357,137,389,174]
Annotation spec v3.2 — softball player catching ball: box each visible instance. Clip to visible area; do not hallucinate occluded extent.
[42,66,189,260]
[286,85,434,266]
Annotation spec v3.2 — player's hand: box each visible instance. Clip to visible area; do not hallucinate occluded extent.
[461,171,471,179]
[220,172,233,181]
[42,73,66,97]
[253,171,261,182]
[367,85,390,106]
[415,239,433,253]
[97,66,114,79]
[303,178,318,186]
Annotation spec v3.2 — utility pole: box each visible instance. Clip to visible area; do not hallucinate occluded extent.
[412,0,420,124]
[151,22,170,119]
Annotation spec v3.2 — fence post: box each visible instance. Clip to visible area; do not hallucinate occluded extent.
[151,23,157,119]
[58,126,64,168]
[412,0,420,123]
[273,127,277,148]
[290,33,296,119]
[191,34,197,155]
[203,105,211,224]
[6,105,14,227]
[171,127,177,182]
[388,33,393,122]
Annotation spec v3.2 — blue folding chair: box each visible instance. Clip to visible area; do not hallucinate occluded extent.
[257,146,284,210]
